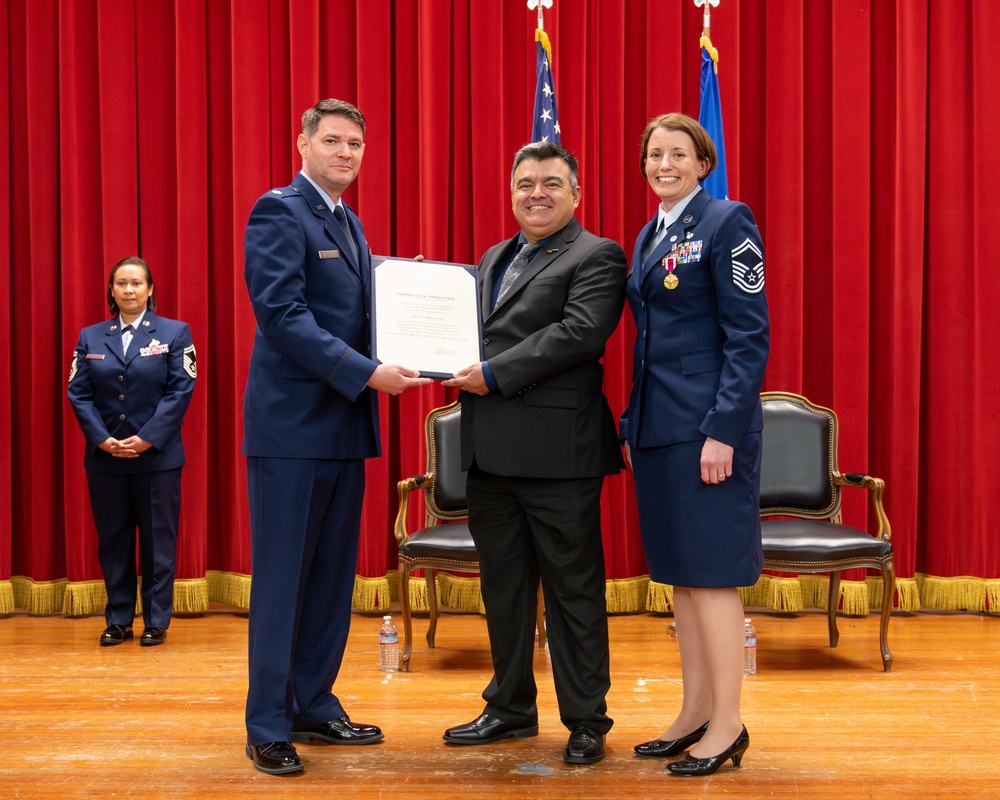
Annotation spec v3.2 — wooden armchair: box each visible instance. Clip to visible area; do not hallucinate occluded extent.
[759,392,895,671]
[393,401,545,671]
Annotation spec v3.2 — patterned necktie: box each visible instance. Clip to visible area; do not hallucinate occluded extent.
[644,218,666,261]
[121,325,134,355]
[333,204,359,262]
[496,241,543,306]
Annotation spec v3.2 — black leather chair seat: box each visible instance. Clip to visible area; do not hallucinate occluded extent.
[762,520,893,564]
[399,522,478,562]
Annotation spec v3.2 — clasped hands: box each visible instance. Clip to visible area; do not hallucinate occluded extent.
[100,435,151,458]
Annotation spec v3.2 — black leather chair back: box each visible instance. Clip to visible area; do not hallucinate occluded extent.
[759,396,838,517]
[427,403,468,517]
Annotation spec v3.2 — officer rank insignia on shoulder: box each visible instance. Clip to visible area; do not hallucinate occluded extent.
[731,238,765,294]
[183,344,197,379]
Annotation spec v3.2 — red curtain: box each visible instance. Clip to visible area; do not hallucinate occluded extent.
[3,0,998,617]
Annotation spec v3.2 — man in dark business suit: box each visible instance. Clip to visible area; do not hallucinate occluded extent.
[442,142,626,765]
[242,98,429,775]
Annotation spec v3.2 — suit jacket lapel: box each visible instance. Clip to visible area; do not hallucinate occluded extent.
[487,218,581,317]
[481,237,518,320]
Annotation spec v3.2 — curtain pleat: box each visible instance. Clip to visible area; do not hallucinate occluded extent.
[3,0,998,618]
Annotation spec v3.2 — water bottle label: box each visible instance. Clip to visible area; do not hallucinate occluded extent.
[380,633,398,644]
[745,636,756,647]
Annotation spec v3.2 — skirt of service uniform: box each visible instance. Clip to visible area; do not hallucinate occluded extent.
[630,432,763,588]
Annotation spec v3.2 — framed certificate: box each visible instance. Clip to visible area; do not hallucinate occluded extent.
[371,256,483,379]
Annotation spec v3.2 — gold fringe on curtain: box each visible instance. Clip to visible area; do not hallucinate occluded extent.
[353,574,393,611]
[646,581,674,612]
[403,575,430,612]
[797,575,829,608]
[740,575,804,610]
[867,575,920,612]
[838,580,871,616]
[437,574,485,613]
[0,580,15,615]
[206,570,251,608]
[915,574,1000,612]
[606,576,650,613]
[11,576,69,615]
[173,578,209,613]
[60,579,106,616]
[988,581,1000,612]
[3,570,993,616]
[892,577,920,612]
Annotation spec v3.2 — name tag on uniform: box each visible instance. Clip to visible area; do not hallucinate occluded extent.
[319,250,341,259]
[85,353,105,360]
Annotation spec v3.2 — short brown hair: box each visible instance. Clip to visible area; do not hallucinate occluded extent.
[302,98,366,138]
[639,113,717,180]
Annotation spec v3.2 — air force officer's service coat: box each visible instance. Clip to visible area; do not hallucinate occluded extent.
[242,171,379,459]
[620,189,769,450]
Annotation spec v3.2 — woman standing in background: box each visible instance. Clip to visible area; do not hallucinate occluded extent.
[68,256,196,647]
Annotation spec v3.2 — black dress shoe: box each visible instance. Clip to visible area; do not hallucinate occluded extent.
[140,627,167,646]
[291,715,384,745]
[634,721,709,758]
[246,741,303,775]
[667,726,750,776]
[443,713,539,745]
[564,724,606,764]
[100,625,133,646]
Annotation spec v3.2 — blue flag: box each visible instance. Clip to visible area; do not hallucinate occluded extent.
[532,30,561,144]
[698,39,728,200]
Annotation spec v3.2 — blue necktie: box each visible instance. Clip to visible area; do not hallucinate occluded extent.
[496,242,543,306]
[334,205,359,262]
[644,219,666,261]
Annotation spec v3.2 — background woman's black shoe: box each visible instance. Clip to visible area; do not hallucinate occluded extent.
[634,721,709,758]
[140,627,167,646]
[99,625,133,646]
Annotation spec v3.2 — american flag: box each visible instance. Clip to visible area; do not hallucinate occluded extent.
[532,29,561,144]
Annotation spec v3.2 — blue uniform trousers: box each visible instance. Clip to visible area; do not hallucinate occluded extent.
[86,467,182,630]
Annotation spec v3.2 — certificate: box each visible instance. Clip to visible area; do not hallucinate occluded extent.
[371,256,483,379]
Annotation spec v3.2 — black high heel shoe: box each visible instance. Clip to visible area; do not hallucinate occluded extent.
[633,721,709,758]
[666,725,749,776]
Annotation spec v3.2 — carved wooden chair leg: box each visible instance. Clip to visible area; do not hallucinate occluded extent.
[879,560,896,672]
[425,568,439,648]
[827,571,842,648]
[397,560,414,672]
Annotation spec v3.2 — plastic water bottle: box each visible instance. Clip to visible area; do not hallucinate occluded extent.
[743,618,757,676]
[379,615,398,672]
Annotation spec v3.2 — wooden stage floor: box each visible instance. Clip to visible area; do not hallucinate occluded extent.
[1,606,998,799]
